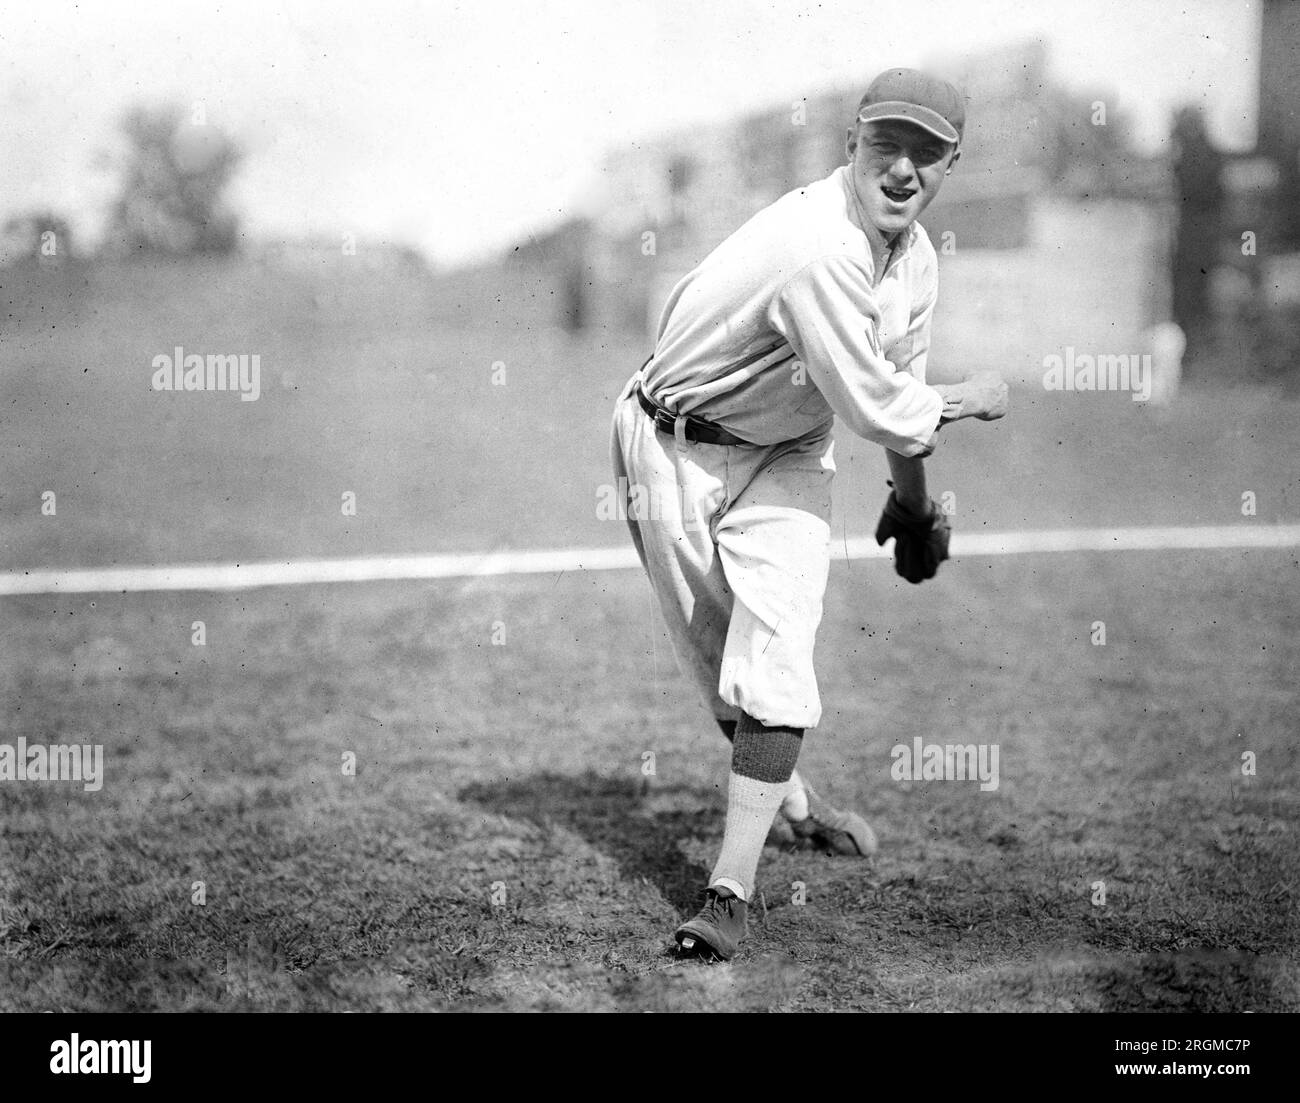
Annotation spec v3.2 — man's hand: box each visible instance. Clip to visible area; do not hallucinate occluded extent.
[934,371,1009,423]
[962,370,1010,420]
[874,490,951,584]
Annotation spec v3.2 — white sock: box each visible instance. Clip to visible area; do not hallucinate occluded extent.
[710,876,746,899]
[710,771,794,901]
[781,769,810,821]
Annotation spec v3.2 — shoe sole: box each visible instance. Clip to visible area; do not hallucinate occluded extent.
[797,811,878,857]
[674,922,737,961]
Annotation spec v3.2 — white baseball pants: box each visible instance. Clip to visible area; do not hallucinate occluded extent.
[610,371,835,729]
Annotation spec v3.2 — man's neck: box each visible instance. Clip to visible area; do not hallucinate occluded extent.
[861,215,901,280]
[840,166,905,273]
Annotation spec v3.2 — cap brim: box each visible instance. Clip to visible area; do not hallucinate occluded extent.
[857,102,959,144]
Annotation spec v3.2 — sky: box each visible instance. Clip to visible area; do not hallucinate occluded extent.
[0,0,1263,265]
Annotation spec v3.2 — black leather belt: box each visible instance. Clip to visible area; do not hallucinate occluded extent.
[636,384,749,446]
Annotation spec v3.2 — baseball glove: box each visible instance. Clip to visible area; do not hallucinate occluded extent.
[874,490,951,584]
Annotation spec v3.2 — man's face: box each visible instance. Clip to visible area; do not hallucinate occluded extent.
[846,118,958,237]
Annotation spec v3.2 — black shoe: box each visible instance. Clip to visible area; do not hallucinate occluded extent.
[788,781,879,857]
[674,886,749,961]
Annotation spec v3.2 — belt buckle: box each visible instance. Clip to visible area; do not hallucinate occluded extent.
[639,386,674,433]
[639,383,728,445]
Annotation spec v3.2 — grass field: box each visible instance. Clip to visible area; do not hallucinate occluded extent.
[1,259,1297,1011]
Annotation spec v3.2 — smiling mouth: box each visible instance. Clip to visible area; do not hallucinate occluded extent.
[881,185,915,203]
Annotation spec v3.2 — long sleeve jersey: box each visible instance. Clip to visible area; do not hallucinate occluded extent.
[641,164,945,457]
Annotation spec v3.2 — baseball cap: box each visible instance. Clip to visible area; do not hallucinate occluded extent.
[857,68,965,145]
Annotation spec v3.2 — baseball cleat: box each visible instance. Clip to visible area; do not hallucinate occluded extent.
[674,886,748,961]
[788,783,879,857]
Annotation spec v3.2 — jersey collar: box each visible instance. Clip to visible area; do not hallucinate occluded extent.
[836,164,920,267]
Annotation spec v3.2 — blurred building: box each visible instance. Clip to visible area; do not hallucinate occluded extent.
[486,32,1300,386]
[563,41,1165,383]
[1258,0,1300,249]
[462,16,1297,382]
[589,99,846,334]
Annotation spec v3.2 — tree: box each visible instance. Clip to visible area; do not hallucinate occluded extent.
[106,103,242,256]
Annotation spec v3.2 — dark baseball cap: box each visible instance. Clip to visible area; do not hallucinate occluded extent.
[857,68,965,145]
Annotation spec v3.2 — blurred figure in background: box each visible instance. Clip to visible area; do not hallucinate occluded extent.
[1144,320,1186,410]
[1170,106,1225,370]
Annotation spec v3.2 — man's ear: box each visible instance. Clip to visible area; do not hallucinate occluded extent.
[948,146,962,171]
[845,126,858,162]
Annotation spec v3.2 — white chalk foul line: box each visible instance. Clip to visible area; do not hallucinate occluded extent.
[1,524,1297,596]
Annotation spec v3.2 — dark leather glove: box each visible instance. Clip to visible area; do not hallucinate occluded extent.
[874,491,951,584]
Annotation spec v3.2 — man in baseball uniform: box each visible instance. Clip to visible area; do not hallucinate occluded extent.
[610,68,1008,960]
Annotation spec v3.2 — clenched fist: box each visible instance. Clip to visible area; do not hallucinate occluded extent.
[962,371,1009,420]
[935,371,1009,423]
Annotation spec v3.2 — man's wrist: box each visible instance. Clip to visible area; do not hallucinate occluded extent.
[891,484,930,515]
[932,381,966,423]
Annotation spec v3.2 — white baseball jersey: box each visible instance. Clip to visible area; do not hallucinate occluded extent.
[643,164,944,456]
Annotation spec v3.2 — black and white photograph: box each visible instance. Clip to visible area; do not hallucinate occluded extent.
[0,0,1296,1049]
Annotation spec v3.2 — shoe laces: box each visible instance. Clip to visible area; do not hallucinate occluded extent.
[701,889,738,919]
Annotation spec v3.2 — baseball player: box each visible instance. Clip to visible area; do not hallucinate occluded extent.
[610,68,1008,961]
